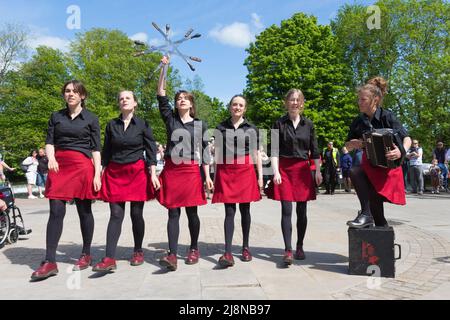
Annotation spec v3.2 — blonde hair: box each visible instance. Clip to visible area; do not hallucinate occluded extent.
[284,88,305,105]
[358,76,388,106]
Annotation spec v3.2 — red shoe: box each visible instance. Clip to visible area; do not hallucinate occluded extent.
[283,250,293,266]
[159,254,178,271]
[92,257,117,272]
[294,247,306,260]
[185,249,200,265]
[130,251,144,266]
[73,254,92,271]
[218,253,235,267]
[241,247,252,262]
[31,261,58,280]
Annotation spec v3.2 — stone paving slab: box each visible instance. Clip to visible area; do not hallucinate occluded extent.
[0,191,449,300]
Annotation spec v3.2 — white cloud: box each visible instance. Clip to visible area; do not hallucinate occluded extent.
[148,38,165,47]
[251,13,264,30]
[130,32,148,44]
[209,22,254,48]
[209,13,264,48]
[27,36,70,52]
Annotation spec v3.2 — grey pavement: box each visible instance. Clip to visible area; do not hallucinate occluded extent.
[1,190,449,300]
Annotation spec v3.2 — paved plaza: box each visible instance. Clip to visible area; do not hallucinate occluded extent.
[1,191,449,300]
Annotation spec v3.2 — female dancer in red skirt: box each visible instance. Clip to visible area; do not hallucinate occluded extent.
[31,80,102,280]
[212,95,262,267]
[92,91,160,272]
[266,89,322,266]
[156,56,213,271]
[346,77,411,228]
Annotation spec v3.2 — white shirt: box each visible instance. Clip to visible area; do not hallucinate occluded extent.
[23,157,39,173]
[407,147,423,166]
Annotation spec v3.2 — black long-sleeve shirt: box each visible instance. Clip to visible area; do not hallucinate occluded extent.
[157,95,210,164]
[46,108,101,158]
[102,115,157,167]
[271,114,320,160]
[347,107,408,141]
[214,117,259,161]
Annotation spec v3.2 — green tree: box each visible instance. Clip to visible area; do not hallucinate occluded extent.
[0,23,28,85]
[69,28,163,134]
[332,0,450,158]
[244,13,357,148]
[0,46,70,178]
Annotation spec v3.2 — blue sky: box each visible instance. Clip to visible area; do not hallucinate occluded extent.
[0,0,374,103]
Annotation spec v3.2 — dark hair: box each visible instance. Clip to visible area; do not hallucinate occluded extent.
[174,90,196,118]
[61,80,88,108]
[30,149,38,156]
[228,94,247,109]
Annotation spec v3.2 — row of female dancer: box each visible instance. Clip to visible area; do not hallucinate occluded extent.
[31,57,411,280]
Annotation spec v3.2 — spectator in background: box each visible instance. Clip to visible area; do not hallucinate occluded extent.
[261,145,272,192]
[155,143,165,175]
[36,148,49,198]
[352,148,363,167]
[406,140,424,195]
[429,159,441,194]
[340,147,353,192]
[22,150,39,199]
[0,153,15,185]
[433,141,448,192]
[322,141,339,195]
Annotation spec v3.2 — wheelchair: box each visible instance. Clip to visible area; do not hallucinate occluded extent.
[0,185,32,248]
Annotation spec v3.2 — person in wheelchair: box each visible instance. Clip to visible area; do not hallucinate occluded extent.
[0,199,6,211]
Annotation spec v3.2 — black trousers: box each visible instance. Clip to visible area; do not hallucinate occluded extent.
[324,166,337,193]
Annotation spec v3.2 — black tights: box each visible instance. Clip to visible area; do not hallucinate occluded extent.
[167,207,200,255]
[350,166,387,226]
[45,199,94,263]
[105,202,145,258]
[224,203,251,253]
[281,201,307,251]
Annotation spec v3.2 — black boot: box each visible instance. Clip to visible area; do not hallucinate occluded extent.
[347,211,374,228]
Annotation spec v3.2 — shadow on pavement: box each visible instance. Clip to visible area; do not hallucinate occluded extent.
[1,244,163,271]
[147,241,349,274]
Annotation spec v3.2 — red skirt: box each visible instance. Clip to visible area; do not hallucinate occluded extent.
[265,157,316,202]
[212,155,261,204]
[101,159,155,203]
[361,152,406,205]
[45,150,99,201]
[156,158,207,209]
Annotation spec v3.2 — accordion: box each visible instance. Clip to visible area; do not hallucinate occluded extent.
[362,129,405,169]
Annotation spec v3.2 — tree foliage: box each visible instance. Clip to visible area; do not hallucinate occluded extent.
[0,28,225,179]
[332,0,450,158]
[244,13,357,148]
